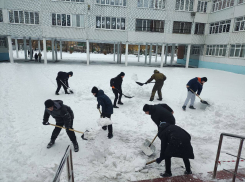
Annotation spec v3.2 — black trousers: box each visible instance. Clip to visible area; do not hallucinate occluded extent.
[165,157,191,173]
[51,120,76,142]
[102,113,113,135]
[112,89,122,106]
[56,80,68,93]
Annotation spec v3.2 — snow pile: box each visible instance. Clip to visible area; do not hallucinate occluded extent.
[97,117,113,127]
[131,73,138,81]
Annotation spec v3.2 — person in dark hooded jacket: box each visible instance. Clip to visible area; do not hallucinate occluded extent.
[145,70,167,101]
[156,122,194,177]
[55,71,73,95]
[110,72,125,108]
[42,99,79,152]
[91,87,114,139]
[143,104,175,127]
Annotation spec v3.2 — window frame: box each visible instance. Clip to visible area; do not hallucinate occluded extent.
[52,13,72,27]
[96,0,127,7]
[135,19,164,33]
[194,23,205,34]
[229,44,245,58]
[95,16,126,31]
[234,16,245,32]
[205,44,227,57]
[212,0,235,13]
[173,21,192,34]
[175,0,194,12]
[8,10,39,25]
[51,0,85,3]
[137,0,166,9]
[197,1,207,13]
[209,19,231,34]
[238,0,245,4]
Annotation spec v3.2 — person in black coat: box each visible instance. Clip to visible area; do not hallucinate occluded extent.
[42,99,79,152]
[55,71,73,95]
[110,72,125,108]
[34,53,38,62]
[91,87,114,139]
[156,122,194,177]
[143,104,175,127]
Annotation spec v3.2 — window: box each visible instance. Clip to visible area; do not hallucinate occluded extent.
[52,13,71,27]
[212,0,234,12]
[53,0,84,2]
[0,9,3,22]
[197,1,207,12]
[238,0,245,4]
[191,46,201,55]
[138,0,165,9]
[96,0,127,6]
[96,16,125,30]
[72,14,85,28]
[234,16,245,32]
[194,23,205,34]
[175,0,194,11]
[206,45,227,56]
[136,19,164,32]
[173,21,192,34]
[9,10,39,25]
[0,37,7,48]
[230,44,245,58]
[209,20,230,34]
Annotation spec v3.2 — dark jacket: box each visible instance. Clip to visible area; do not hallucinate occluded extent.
[43,100,74,128]
[149,104,175,127]
[56,72,70,87]
[147,70,166,84]
[187,77,203,95]
[110,74,123,91]
[34,53,38,59]
[97,90,113,115]
[158,123,194,160]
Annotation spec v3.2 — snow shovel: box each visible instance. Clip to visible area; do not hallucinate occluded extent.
[60,80,74,94]
[136,81,156,86]
[49,123,84,134]
[141,133,158,156]
[146,159,157,165]
[113,87,134,99]
[189,88,210,106]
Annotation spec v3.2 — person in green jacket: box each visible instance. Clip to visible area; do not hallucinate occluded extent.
[145,70,167,101]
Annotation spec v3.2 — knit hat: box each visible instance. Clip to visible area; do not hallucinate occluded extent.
[91,86,99,94]
[119,72,125,76]
[143,104,150,112]
[44,99,54,108]
[68,71,73,76]
[154,70,159,73]
[201,77,207,82]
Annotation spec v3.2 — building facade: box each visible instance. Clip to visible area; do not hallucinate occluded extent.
[0,0,245,74]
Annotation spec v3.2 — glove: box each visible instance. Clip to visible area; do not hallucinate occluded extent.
[156,158,163,164]
[101,113,105,118]
[43,121,50,125]
[145,82,148,84]
[112,86,115,89]
[97,104,100,109]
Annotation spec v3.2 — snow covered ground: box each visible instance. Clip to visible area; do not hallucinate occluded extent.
[0,61,245,182]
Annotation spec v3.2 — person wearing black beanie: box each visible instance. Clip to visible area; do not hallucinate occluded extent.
[42,99,79,152]
[91,87,114,139]
[110,72,125,108]
[55,71,73,95]
[182,77,208,111]
[143,103,175,127]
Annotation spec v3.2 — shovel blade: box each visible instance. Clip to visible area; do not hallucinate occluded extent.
[136,82,144,86]
[141,139,156,156]
[201,100,209,105]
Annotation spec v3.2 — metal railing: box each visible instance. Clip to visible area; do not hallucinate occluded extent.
[213,133,245,182]
[53,145,74,182]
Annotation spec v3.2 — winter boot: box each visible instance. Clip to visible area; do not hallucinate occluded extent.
[118,101,123,105]
[72,141,79,152]
[189,106,196,109]
[182,106,186,111]
[160,172,172,177]
[65,92,70,94]
[149,98,154,101]
[113,105,119,108]
[47,139,55,149]
[102,126,107,130]
[157,98,162,101]
[55,92,59,95]
[184,170,192,175]
[108,133,113,139]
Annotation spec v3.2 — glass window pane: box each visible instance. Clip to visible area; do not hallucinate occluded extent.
[35,12,39,24]
[76,15,80,27]
[241,45,245,57]
[9,11,14,23]
[223,0,226,8]
[180,0,184,10]
[117,18,120,29]
[96,0,100,3]
[204,2,207,12]
[189,0,193,11]
[106,0,110,5]
[149,0,154,8]
[80,15,84,27]
[241,21,245,30]
[106,17,110,29]
[67,15,70,26]
[0,10,3,22]
[138,0,143,7]
[52,14,56,25]
[235,22,240,31]
[102,17,105,28]
[96,16,101,28]
[115,0,119,5]
[215,45,219,56]
[101,0,105,4]
[62,14,66,26]
[30,12,34,24]
[185,0,189,11]
[223,46,227,56]
[111,17,116,29]
[176,0,180,10]
[14,11,19,23]
[111,0,114,5]
[119,0,123,5]
[57,14,61,25]
[25,12,30,24]
[144,0,148,7]
[226,23,230,32]
[19,11,24,23]
[197,1,200,12]
[161,0,165,9]
[123,0,126,6]
[121,18,125,30]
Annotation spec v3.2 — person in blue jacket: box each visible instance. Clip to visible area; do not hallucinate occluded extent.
[182,77,207,110]
[91,87,114,139]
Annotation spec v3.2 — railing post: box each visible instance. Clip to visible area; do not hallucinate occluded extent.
[213,134,224,179]
[232,139,244,182]
[70,149,74,182]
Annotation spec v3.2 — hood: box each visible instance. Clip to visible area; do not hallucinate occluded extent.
[157,122,171,138]
[53,100,63,110]
[97,90,104,97]
[154,70,159,73]
[148,105,155,115]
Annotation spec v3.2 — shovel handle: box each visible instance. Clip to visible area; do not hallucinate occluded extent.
[149,133,158,147]
[189,88,202,101]
[49,123,84,134]
[146,159,156,165]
